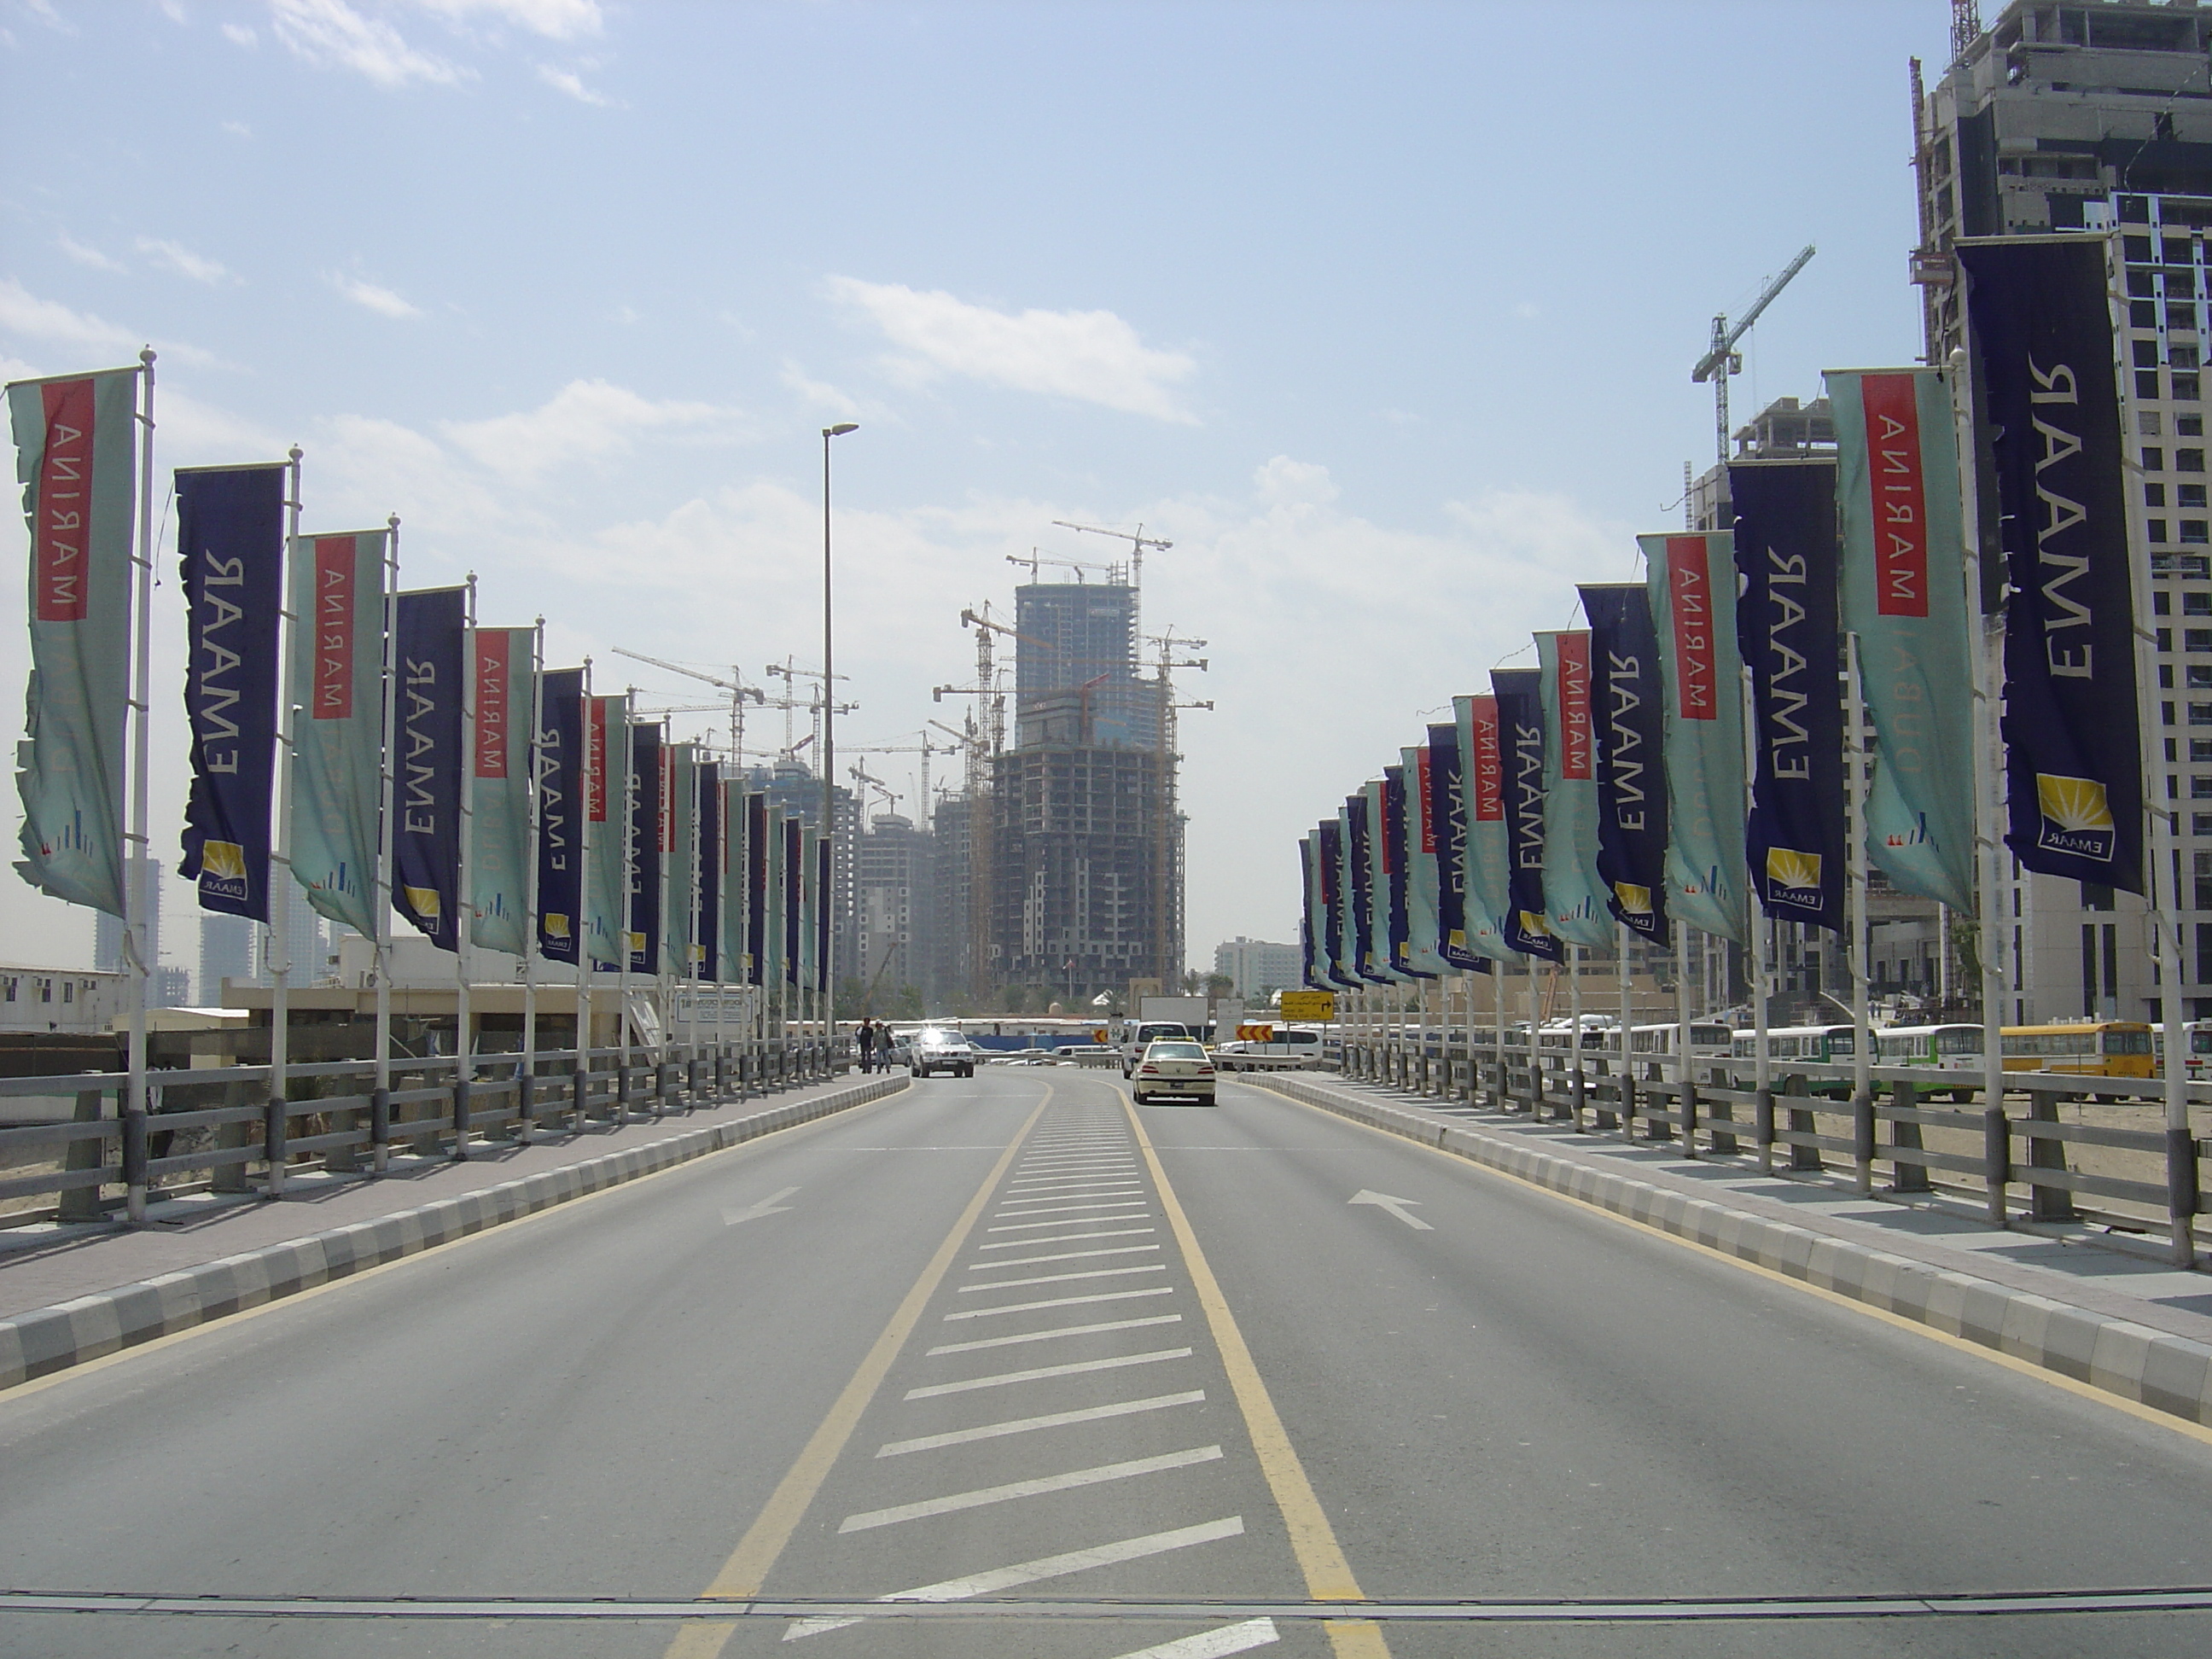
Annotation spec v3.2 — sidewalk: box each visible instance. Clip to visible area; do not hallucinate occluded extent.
[1255,1073,2212,1426]
[0,1071,908,1388]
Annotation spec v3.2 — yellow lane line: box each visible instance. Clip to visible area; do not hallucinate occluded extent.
[1257,1082,2212,1452]
[1120,1090,1391,1659]
[2,1081,913,1408]
[664,1086,1055,1659]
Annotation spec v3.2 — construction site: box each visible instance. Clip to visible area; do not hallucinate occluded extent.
[624,521,1206,1017]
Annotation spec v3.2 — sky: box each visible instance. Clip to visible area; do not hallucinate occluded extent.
[0,0,1951,981]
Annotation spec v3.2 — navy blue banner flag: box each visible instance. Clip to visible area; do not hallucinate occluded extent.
[746,791,768,985]
[1579,584,1670,945]
[176,464,285,922]
[535,668,584,964]
[697,760,720,981]
[629,721,663,973]
[1382,765,1419,976]
[1492,667,1560,961]
[1732,462,1847,932]
[783,814,803,986]
[393,587,465,951]
[1425,721,1485,971]
[1317,816,1349,987]
[1345,791,1387,981]
[1962,237,2145,892]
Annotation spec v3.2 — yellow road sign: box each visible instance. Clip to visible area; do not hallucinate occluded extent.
[1278,991,1336,1022]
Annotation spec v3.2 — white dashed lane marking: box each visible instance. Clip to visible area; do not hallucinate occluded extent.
[926,1313,1183,1357]
[940,1286,1176,1321]
[902,1346,1193,1400]
[874,1390,1207,1458]
[835,1446,1224,1534]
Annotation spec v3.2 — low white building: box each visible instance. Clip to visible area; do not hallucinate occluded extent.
[1213,936,1301,1003]
[0,964,128,1035]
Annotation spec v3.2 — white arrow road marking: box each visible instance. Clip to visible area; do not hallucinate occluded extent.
[1348,1189,1434,1230]
[721,1186,800,1226]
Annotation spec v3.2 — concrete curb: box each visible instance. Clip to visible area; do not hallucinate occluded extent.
[0,1074,909,1392]
[1256,1074,2212,1429]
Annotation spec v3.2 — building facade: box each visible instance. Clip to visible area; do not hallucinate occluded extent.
[1214,936,1301,1003]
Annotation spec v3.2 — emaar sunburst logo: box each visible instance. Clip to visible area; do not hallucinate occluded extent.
[1765,846,1823,911]
[2035,774,2116,863]
[197,840,249,903]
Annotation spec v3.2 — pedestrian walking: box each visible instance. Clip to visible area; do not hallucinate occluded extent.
[858,1018,878,1074]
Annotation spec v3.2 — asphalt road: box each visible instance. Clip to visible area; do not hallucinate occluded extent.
[1,1067,2209,1659]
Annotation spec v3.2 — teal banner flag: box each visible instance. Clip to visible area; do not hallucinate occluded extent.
[9,368,138,917]
[1827,366,1977,911]
[665,742,700,976]
[722,779,748,985]
[1643,531,1749,943]
[1538,631,1612,947]
[469,625,535,957]
[288,528,387,938]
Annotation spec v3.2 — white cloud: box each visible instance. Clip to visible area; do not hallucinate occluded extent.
[269,0,468,89]
[826,276,1199,423]
[222,119,253,137]
[136,236,233,285]
[441,378,740,480]
[414,0,601,39]
[780,361,890,426]
[0,277,138,354]
[57,234,125,273]
[536,61,613,105]
[222,22,258,46]
[329,273,422,318]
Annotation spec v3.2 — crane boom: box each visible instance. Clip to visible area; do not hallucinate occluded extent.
[1692,244,1815,381]
[1690,243,1817,468]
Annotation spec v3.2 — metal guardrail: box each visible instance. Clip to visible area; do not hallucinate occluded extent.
[0,1038,852,1226]
[1336,1033,2209,1266]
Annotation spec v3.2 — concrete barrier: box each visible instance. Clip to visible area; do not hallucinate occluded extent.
[0,1074,909,1392]
[1256,1074,2212,1429]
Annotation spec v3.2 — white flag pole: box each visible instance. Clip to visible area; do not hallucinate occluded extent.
[574,660,595,1129]
[124,348,155,1224]
[1846,631,1875,1192]
[374,518,399,1171]
[520,618,544,1143]
[454,574,476,1159]
[266,445,302,1199]
[1741,672,1772,1170]
[619,691,635,1116]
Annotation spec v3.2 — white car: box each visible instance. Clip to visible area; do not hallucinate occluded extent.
[1131,1039,1216,1107]
[909,1028,977,1079]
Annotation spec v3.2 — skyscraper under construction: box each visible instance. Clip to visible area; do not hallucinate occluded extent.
[989,579,1182,1002]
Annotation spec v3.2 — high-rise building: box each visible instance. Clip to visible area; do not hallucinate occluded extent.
[1921,1,2212,1019]
[1213,937,1301,1003]
[991,579,1182,1002]
[199,913,253,1004]
[854,812,933,1006]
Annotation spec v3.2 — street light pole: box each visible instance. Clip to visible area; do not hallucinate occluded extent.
[822,422,858,1054]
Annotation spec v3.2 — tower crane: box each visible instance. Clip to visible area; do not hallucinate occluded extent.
[844,732,958,830]
[763,658,857,765]
[1051,521,1170,639]
[846,760,900,820]
[612,647,767,775]
[1691,244,1815,466]
[1006,549,1122,585]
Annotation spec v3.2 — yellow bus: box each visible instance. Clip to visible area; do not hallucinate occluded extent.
[1999,1022,2155,1078]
